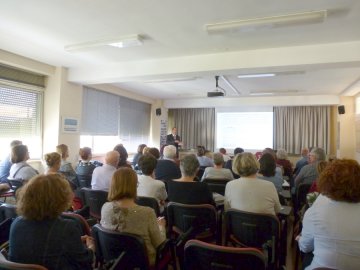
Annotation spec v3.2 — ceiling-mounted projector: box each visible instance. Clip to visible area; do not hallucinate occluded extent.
[207,75,226,97]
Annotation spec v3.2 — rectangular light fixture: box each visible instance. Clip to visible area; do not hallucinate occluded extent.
[205,10,327,34]
[144,77,197,83]
[238,73,276,79]
[65,35,143,52]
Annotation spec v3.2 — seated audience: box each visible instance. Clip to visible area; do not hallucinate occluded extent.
[224,152,281,216]
[225,147,244,178]
[257,153,284,193]
[0,140,22,192]
[201,153,234,181]
[101,167,166,266]
[75,147,100,177]
[276,149,293,180]
[91,151,119,191]
[44,152,62,175]
[167,154,215,205]
[155,145,181,181]
[293,147,309,176]
[132,143,147,168]
[114,144,132,168]
[137,154,167,213]
[219,147,231,162]
[262,148,283,178]
[9,174,94,269]
[9,144,38,182]
[297,159,360,269]
[56,144,77,186]
[196,146,214,167]
[294,147,326,194]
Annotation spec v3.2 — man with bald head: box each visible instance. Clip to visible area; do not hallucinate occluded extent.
[91,151,120,191]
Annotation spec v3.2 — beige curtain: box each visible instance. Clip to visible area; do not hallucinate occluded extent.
[274,106,331,155]
[168,108,215,150]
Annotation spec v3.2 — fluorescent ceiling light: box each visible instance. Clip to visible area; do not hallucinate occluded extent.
[65,35,143,52]
[238,73,276,78]
[250,92,274,96]
[205,10,327,34]
[250,89,300,96]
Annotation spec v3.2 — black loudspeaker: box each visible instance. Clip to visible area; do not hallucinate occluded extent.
[156,108,161,116]
[338,105,345,115]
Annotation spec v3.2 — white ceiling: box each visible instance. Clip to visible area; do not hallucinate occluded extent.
[1,0,360,100]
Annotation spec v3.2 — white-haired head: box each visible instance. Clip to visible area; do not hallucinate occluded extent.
[163,145,177,159]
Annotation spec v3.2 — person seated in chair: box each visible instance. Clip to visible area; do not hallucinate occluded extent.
[44,152,62,175]
[257,153,284,193]
[137,154,167,213]
[91,151,119,191]
[8,174,94,269]
[75,147,101,178]
[167,154,215,206]
[224,147,244,178]
[101,167,166,266]
[196,146,214,167]
[201,153,234,181]
[297,159,360,269]
[9,144,38,183]
[225,152,281,216]
[155,145,181,182]
[0,140,22,192]
[56,144,78,187]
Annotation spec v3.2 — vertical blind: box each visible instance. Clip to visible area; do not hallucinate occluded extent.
[81,87,151,150]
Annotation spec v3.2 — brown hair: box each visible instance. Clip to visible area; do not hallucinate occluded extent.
[79,147,92,160]
[44,152,61,168]
[108,168,137,201]
[318,159,360,203]
[138,154,157,175]
[11,145,28,163]
[56,144,68,159]
[148,147,160,159]
[17,174,73,220]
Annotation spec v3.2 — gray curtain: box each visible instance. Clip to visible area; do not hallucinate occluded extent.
[168,108,215,151]
[274,106,331,155]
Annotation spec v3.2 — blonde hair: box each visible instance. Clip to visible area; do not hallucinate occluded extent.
[17,174,73,220]
[44,152,61,168]
[108,168,137,201]
[232,152,259,177]
[56,144,68,159]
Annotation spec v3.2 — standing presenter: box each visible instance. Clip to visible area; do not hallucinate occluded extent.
[166,127,182,155]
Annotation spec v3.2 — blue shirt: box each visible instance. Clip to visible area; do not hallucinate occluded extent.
[0,155,11,182]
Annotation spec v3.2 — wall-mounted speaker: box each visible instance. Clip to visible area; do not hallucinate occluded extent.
[156,108,161,116]
[338,105,345,115]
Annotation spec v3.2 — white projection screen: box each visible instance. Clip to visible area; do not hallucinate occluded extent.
[216,107,273,151]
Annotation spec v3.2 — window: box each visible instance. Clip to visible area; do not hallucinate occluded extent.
[81,87,151,154]
[0,83,43,158]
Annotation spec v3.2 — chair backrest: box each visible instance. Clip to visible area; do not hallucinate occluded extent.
[82,188,108,219]
[202,178,230,196]
[0,204,17,223]
[296,183,312,210]
[76,174,92,188]
[167,202,217,244]
[0,219,14,246]
[184,239,266,270]
[60,212,91,236]
[225,209,280,265]
[0,252,48,270]
[135,196,160,217]
[7,179,23,193]
[92,224,149,269]
[196,166,207,181]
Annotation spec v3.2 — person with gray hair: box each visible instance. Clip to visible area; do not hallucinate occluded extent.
[224,152,281,216]
[167,154,215,205]
[91,151,120,191]
[155,145,181,181]
[294,147,326,194]
[201,152,234,181]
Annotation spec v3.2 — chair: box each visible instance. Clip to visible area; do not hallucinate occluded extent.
[92,224,176,270]
[76,174,92,188]
[82,188,108,220]
[225,209,281,269]
[196,166,208,181]
[7,179,23,194]
[0,188,15,203]
[184,239,266,270]
[167,202,219,269]
[136,196,161,217]
[0,204,17,223]
[202,178,230,196]
[61,212,91,236]
[295,183,312,214]
[0,219,14,246]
